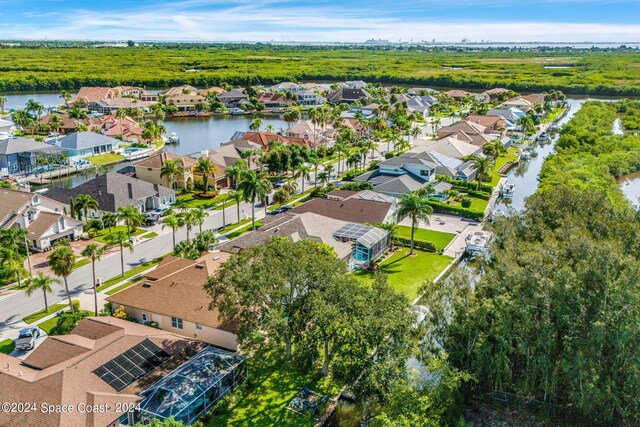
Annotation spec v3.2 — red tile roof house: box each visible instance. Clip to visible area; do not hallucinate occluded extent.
[68,87,116,107]
[437,121,503,146]
[257,92,293,108]
[238,131,318,150]
[0,316,245,427]
[464,115,507,134]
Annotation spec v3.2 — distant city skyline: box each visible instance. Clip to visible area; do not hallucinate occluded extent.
[2,0,640,43]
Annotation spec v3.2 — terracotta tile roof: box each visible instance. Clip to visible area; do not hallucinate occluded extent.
[464,115,506,129]
[107,253,236,331]
[443,89,471,98]
[69,87,115,105]
[134,152,197,169]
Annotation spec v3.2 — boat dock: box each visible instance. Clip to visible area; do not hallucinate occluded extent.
[23,164,90,185]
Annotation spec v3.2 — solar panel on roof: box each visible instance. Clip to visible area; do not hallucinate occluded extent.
[93,339,170,392]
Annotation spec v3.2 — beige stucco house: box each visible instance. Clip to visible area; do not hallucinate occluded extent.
[133,152,196,189]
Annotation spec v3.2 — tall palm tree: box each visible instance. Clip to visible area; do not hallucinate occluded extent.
[81,243,106,315]
[296,164,311,194]
[309,156,321,186]
[195,157,216,193]
[25,272,58,313]
[180,209,198,242]
[462,154,495,190]
[117,205,145,240]
[105,230,133,277]
[224,160,247,189]
[192,207,208,234]
[162,214,185,251]
[237,169,273,230]
[160,159,183,189]
[74,194,99,221]
[0,95,7,112]
[25,99,44,118]
[227,190,243,225]
[47,114,64,134]
[317,171,330,187]
[101,212,117,233]
[395,192,433,256]
[48,243,76,311]
[482,139,506,161]
[0,247,25,288]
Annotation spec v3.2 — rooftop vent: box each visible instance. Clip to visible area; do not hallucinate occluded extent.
[195,263,205,269]
[142,281,153,288]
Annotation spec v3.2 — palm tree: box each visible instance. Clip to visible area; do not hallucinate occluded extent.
[395,192,433,255]
[237,169,273,230]
[192,207,208,234]
[265,124,275,132]
[47,114,64,134]
[160,159,183,189]
[309,156,321,186]
[68,107,88,120]
[318,171,330,187]
[102,212,117,233]
[81,243,106,315]
[105,230,133,277]
[26,99,44,118]
[48,243,76,311]
[224,160,247,189]
[74,194,99,221]
[227,190,243,224]
[296,164,311,193]
[180,210,198,242]
[283,178,298,197]
[0,247,25,288]
[482,139,506,161]
[25,272,59,313]
[0,95,6,112]
[59,90,71,104]
[273,188,290,209]
[410,126,421,142]
[163,214,185,251]
[462,154,495,190]
[195,157,216,193]
[117,205,145,240]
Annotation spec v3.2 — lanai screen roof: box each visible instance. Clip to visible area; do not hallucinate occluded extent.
[332,223,390,249]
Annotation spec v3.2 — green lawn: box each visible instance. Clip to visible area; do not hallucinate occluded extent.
[38,317,59,334]
[354,249,453,300]
[395,226,455,251]
[451,197,489,213]
[96,257,164,292]
[93,226,145,243]
[0,339,15,354]
[175,192,230,209]
[207,348,341,427]
[23,301,76,324]
[73,258,90,270]
[86,153,125,165]
[491,147,519,186]
[140,232,158,239]
[105,278,140,296]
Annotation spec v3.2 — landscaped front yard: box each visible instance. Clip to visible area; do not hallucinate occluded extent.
[23,301,77,324]
[93,226,145,243]
[175,192,230,209]
[490,147,519,186]
[395,226,455,251]
[354,249,453,300]
[0,339,15,354]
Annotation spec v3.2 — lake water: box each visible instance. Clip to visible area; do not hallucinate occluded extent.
[619,172,640,208]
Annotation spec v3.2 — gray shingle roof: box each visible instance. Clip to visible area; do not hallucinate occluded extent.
[0,137,63,155]
[46,172,174,212]
[58,132,119,150]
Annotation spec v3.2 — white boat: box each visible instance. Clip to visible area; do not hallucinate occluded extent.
[520,151,531,160]
[229,108,245,115]
[465,231,491,255]
[499,182,516,199]
[167,132,180,144]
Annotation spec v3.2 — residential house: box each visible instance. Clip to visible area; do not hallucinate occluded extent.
[327,88,371,104]
[46,172,175,216]
[442,89,472,100]
[500,97,535,111]
[39,113,102,135]
[199,87,225,97]
[88,98,155,115]
[355,150,477,196]
[100,115,144,142]
[133,152,196,189]
[57,132,120,162]
[107,254,239,350]
[407,87,439,96]
[231,131,317,150]
[257,92,291,108]
[426,136,482,159]
[482,88,510,99]
[217,89,249,108]
[269,82,303,93]
[140,90,158,102]
[464,115,507,133]
[68,87,116,107]
[0,137,65,174]
[285,120,337,145]
[437,121,501,147]
[112,86,145,97]
[159,85,199,97]
[299,83,330,94]
[0,316,246,427]
[521,93,546,107]
[220,211,390,270]
[487,107,526,126]
[297,90,325,106]
[342,80,368,89]
[0,188,83,251]
[291,189,398,224]
[0,118,14,136]
[407,95,438,117]
[165,93,207,111]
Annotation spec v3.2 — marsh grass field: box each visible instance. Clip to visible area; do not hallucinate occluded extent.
[1,46,639,95]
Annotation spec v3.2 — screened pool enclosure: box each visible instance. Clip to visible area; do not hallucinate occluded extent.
[127,346,246,425]
[332,223,391,269]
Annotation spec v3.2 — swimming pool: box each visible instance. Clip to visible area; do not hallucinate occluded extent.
[123,148,141,155]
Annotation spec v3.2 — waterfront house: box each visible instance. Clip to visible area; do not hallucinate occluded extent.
[342,80,368,89]
[500,97,535,112]
[160,85,199,97]
[231,131,317,150]
[133,152,196,189]
[107,253,239,350]
[165,93,207,112]
[427,136,482,159]
[487,107,525,127]
[269,82,303,93]
[100,115,144,142]
[68,87,116,107]
[327,88,371,104]
[39,113,102,135]
[0,188,83,251]
[522,93,546,106]
[296,90,326,106]
[0,136,65,174]
[46,172,175,216]
[464,115,507,133]
[57,132,120,162]
[0,316,246,427]
[199,87,225,97]
[437,121,501,147]
[217,89,249,108]
[112,86,146,97]
[483,88,510,99]
[257,92,291,108]
[140,90,158,102]
[88,98,155,115]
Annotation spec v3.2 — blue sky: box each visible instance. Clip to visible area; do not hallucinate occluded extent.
[1,0,639,42]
